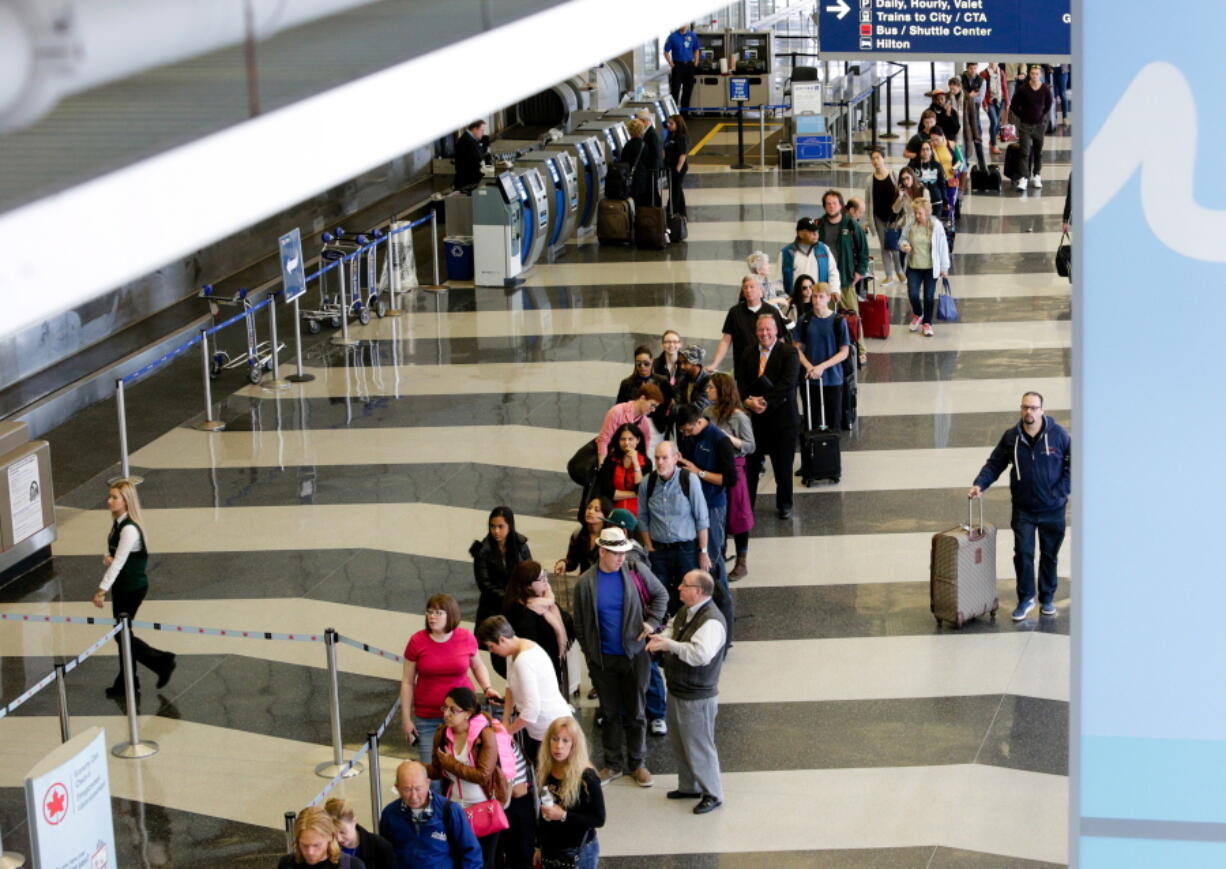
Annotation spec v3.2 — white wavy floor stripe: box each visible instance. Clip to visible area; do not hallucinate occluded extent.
[599,764,1066,864]
[686,184,1069,213]
[685,221,1062,254]
[523,261,1072,296]
[231,363,1070,416]
[275,311,1071,352]
[740,529,1074,589]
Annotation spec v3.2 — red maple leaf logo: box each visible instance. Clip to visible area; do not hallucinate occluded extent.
[43,783,68,824]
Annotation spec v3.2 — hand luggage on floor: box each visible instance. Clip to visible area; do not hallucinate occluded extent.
[970,164,1002,192]
[800,378,841,485]
[1055,231,1072,280]
[930,499,998,628]
[936,276,959,322]
[597,198,635,245]
[635,205,668,250]
[666,172,687,242]
[1003,142,1025,182]
[860,292,890,339]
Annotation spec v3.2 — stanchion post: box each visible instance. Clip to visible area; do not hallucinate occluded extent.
[929,62,936,95]
[284,811,297,854]
[0,836,25,869]
[288,297,315,382]
[430,210,442,288]
[900,64,914,127]
[758,106,766,168]
[869,84,879,151]
[367,730,383,828]
[111,614,159,759]
[731,103,750,170]
[194,330,226,431]
[314,628,363,779]
[385,227,405,317]
[331,259,358,347]
[55,663,71,743]
[881,69,899,139]
[263,297,290,390]
[108,380,144,486]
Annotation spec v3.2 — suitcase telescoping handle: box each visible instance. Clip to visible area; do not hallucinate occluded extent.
[965,496,986,540]
[806,376,828,431]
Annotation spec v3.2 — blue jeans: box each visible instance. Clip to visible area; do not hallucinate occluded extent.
[414,715,445,793]
[1011,507,1066,605]
[1053,68,1070,119]
[906,268,938,326]
[578,837,600,869]
[986,98,1001,145]
[646,660,667,721]
[649,543,699,616]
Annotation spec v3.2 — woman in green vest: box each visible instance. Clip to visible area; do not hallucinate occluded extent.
[92,479,176,697]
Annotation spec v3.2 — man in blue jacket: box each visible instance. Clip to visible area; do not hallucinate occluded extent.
[379,760,482,869]
[969,391,1071,621]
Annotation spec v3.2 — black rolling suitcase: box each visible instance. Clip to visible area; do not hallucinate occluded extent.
[800,379,841,486]
[667,172,687,242]
[636,171,669,250]
[970,164,1001,192]
[1003,143,1025,183]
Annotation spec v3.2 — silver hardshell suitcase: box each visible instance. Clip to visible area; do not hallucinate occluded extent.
[930,499,998,628]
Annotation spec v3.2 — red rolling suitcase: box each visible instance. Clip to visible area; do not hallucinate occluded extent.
[860,279,890,340]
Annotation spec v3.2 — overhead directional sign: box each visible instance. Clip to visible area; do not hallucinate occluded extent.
[818,0,1070,60]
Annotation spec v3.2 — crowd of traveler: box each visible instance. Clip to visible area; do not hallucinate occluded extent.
[270,59,1072,869]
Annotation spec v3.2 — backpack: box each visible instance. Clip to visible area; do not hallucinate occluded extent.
[645,468,693,505]
[604,139,644,200]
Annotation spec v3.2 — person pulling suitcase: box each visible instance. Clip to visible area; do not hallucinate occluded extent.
[968,391,1071,621]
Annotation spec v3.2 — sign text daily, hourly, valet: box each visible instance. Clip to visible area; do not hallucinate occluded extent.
[818,0,1071,59]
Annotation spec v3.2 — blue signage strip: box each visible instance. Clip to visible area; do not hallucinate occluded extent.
[728,77,750,102]
[279,228,307,304]
[818,0,1070,59]
[1079,0,1226,864]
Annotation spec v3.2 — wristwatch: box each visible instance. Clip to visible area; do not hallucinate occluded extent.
[698,470,706,480]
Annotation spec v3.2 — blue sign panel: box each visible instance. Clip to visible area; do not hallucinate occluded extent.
[1079,0,1226,865]
[278,228,307,304]
[728,77,750,102]
[818,0,1070,59]
[795,136,834,161]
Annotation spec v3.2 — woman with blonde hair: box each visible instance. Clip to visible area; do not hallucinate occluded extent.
[277,806,366,867]
[323,798,394,869]
[745,251,787,311]
[92,478,176,697]
[536,716,604,869]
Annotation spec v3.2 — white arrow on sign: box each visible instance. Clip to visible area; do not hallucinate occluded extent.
[825,0,850,19]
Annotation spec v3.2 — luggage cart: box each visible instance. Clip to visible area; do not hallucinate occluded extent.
[300,228,386,334]
[199,285,285,385]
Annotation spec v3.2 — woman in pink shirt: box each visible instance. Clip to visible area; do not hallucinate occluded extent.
[401,593,500,768]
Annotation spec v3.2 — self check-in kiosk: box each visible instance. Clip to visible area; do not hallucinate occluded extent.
[516,151,578,261]
[545,134,603,235]
[576,119,629,161]
[621,100,668,129]
[693,31,730,112]
[474,172,525,286]
[728,30,777,107]
[512,166,550,270]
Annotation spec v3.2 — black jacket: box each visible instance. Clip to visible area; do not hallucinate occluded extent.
[353,824,396,869]
[453,130,487,190]
[736,341,800,431]
[617,371,672,429]
[470,533,531,623]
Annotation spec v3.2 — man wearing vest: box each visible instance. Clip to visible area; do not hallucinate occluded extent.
[647,570,726,815]
[780,216,840,297]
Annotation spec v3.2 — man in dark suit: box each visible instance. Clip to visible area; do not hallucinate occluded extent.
[636,109,664,206]
[736,314,801,520]
[453,120,488,191]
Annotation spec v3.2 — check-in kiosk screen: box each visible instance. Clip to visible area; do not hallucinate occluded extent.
[497,174,518,202]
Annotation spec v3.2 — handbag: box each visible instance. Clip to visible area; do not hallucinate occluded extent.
[936,276,959,322]
[884,226,902,251]
[1055,232,1072,280]
[463,798,510,838]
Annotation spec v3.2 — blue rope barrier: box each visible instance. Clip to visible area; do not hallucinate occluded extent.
[121,331,205,386]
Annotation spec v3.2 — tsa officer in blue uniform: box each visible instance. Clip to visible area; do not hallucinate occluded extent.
[664,25,701,110]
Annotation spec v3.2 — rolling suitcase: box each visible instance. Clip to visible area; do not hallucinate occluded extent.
[860,288,890,339]
[598,198,635,245]
[800,379,840,486]
[930,499,999,628]
[1003,142,1025,183]
[635,205,668,250]
[970,164,1002,192]
[667,174,687,242]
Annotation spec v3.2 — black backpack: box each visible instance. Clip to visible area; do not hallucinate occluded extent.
[604,140,644,200]
[645,468,693,504]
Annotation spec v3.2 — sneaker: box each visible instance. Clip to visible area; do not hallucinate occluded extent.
[909,315,921,332]
[1012,599,1036,621]
[1040,601,1057,616]
[1031,175,1043,188]
[1016,177,1028,191]
[597,768,622,786]
[922,323,934,337]
[631,766,655,788]
[650,718,667,736]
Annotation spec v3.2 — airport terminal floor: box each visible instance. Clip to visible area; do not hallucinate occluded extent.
[0,106,1072,865]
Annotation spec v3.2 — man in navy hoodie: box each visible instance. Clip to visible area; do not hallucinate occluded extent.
[969,391,1071,621]
[379,761,482,869]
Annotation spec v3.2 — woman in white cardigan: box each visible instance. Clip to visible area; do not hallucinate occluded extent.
[897,199,951,337]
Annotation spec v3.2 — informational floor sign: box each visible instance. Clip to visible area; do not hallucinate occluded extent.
[792,82,825,115]
[24,728,115,868]
[381,221,418,291]
[728,77,750,103]
[7,453,43,544]
[279,228,308,304]
[818,0,1071,60]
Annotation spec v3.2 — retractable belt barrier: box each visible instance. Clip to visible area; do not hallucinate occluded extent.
[337,633,403,663]
[0,622,122,720]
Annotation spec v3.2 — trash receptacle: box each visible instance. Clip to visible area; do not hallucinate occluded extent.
[778,143,795,170]
[444,236,474,282]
